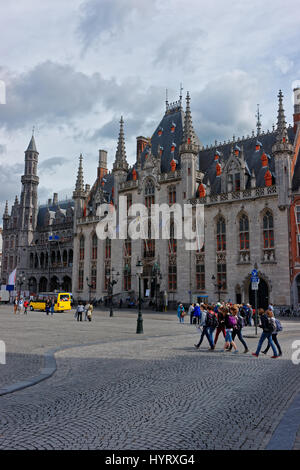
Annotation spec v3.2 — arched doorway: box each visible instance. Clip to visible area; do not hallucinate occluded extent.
[50,276,59,292]
[39,277,48,293]
[28,277,37,294]
[249,278,269,309]
[235,285,242,304]
[62,276,72,292]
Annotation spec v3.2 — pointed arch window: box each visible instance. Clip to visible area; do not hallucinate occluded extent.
[105,238,111,259]
[145,179,155,210]
[168,185,176,205]
[79,236,85,261]
[91,233,98,260]
[217,217,226,252]
[168,219,177,254]
[239,214,250,250]
[263,211,274,248]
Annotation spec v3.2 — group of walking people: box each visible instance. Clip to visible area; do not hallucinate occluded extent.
[13,298,29,315]
[75,301,93,322]
[178,301,283,357]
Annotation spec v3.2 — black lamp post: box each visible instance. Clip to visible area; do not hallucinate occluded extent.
[106,268,119,317]
[136,258,143,334]
[212,275,224,303]
[152,262,162,311]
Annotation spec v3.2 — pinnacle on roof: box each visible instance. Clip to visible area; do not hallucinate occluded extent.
[256,104,262,136]
[276,90,289,143]
[14,195,19,205]
[113,116,128,172]
[26,134,38,152]
[74,154,84,194]
[180,92,199,155]
[3,200,9,218]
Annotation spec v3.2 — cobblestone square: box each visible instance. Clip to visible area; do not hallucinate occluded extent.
[0,306,300,450]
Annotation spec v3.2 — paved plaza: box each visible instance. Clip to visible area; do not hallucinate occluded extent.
[0,305,300,450]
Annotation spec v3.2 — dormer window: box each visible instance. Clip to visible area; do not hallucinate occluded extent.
[171,122,176,133]
[171,142,176,153]
[158,127,163,136]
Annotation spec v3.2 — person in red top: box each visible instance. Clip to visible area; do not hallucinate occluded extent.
[23,299,29,315]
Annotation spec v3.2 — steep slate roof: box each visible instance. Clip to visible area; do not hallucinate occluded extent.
[200,126,295,193]
[37,200,74,228]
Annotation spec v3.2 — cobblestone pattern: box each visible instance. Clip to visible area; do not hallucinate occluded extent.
[0,313,300,450]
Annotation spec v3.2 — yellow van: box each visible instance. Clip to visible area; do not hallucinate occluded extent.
[30,292,72,312]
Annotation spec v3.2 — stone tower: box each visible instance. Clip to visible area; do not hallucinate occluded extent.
[272,90,293,209]
[18,134,39,269]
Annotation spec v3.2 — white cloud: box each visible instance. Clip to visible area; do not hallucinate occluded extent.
[275,57,294,75]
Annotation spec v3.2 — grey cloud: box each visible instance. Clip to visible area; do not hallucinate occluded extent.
[154,29,205,69]
[191,71,259,144]
[40,157,69,174]
[0,162,23,214]
[0,61,105,130]
[78,0,156,49]
[0,144,6,154]
[0,61,164,132]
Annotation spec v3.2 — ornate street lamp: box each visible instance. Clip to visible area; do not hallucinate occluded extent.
[136,258,143,334]
[16,273,26,298]
[106,268,119,317]
[212,274,224,303]
[152,262,162,311]
[86,277,93,303]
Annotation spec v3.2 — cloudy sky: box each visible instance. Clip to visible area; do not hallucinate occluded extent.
[0,0,300,216]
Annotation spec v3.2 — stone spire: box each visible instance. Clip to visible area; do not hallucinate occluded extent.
[26,134,37,152]
[180,92,199,155]
[256,104,262,136]
[276,90,289,143]
[73,154,85,197]
[3,200,9,218]
[113,116,128,172]
[272,90,293,154]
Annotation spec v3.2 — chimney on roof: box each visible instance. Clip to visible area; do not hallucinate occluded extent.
[98,150,108,180]
[136,136,150,162]
[53,193,58,205]
[293,87,300,133]
[48,198,52,206]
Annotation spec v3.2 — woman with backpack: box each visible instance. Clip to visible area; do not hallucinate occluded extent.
[230,305,249,353]
[214,306,226,346]
[223,307,238,353]
[194,304,214,350]
[262,310,282,356]
[252,309,279,358]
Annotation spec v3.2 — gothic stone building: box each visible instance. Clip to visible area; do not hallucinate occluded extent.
[72,90,300,309]
[1,136,74,294]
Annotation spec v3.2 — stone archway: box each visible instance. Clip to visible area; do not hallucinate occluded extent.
[39,277,48,293]
[249,278,269,309]
[243,271,271,310]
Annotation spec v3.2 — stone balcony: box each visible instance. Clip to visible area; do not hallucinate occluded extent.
[189,185,278,206]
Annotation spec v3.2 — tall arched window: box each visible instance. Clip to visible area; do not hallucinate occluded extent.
[263,211,274,248]
[168,220,177,254]
[239,214,249,250]
[217,217,226,251]
[105,238,111,259]
[92,233,98,260]
[79,236,85,260]
[144,179,155,210]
